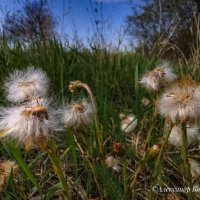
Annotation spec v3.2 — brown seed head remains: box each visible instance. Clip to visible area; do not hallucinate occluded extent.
[18,80,36,87]
[72,103,85,113]
[175,75,199,88]
[0,160,19,192]
[21,105,48,120]
[69,80,81,93]
[146,67,168,88]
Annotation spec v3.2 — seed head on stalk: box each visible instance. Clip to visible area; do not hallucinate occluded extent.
[120,113,137,133]
[169,125,199,146]
[158,76,200,124]
[5,67,49,103]
[140,65,176,91]
[189,159,200,178]
[63,99,94,129]
[0,98,59,150]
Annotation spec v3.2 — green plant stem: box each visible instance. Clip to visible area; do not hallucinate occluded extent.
[152,121,172,177]
[149,120,172,199]
[122,156,128,194]
[80,83,104,156]
[129,105,158,195]
[180,123,194,200]
[60,59,65,107]
[144,107,158,149]
[79,133,105,199]
[47,140,71,200]
[72,132,105,199]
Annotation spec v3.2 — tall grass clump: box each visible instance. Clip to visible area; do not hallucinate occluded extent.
[0,34,200,200]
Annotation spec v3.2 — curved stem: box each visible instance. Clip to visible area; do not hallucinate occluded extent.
[79,83,104,156]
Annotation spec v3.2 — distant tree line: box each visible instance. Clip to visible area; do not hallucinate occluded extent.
[3,0,55,42]
[3,0,200,59]
[126,0,200,58]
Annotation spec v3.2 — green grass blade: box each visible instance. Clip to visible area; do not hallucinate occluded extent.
[9,145,39,190]
[4,170,13,200]
[66,129,78,179]
[45,182,62,200]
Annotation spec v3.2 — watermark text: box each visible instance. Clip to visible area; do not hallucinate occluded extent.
[152,185,200,193]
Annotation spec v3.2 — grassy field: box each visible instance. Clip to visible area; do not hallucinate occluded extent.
[0,37,200,200]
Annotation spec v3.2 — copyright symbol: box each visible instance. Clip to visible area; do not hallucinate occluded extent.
[152,185,159,193]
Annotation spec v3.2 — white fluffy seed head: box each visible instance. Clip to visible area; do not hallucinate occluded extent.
[141,97,150,107]
[120,114,137,133]
[105,156,122,173]
[158,76,200,123]
[0,99,59,146]
[168,125,200,146]
[140,65,176,91]
[105,156,116,168]
[189,159,200,178]
[168,125,182,146]
[5,67,49,103]
[63,100,94,129]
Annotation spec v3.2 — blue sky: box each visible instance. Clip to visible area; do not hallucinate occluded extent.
[0,0,133,48]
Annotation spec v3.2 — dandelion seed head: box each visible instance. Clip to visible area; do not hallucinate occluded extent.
[63,99,94,129]
[5,67,49,102]
[168,125,182,146]
[141,97,150,106]
[158,76,200,123]
[105,156,116,168]
[168,125,199,146]
[120,114,137,133]
[0,99,59,148]
[189,159,200,178]
[140,66,176,91]
[187,125,200,143]
[105,156,122,173]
